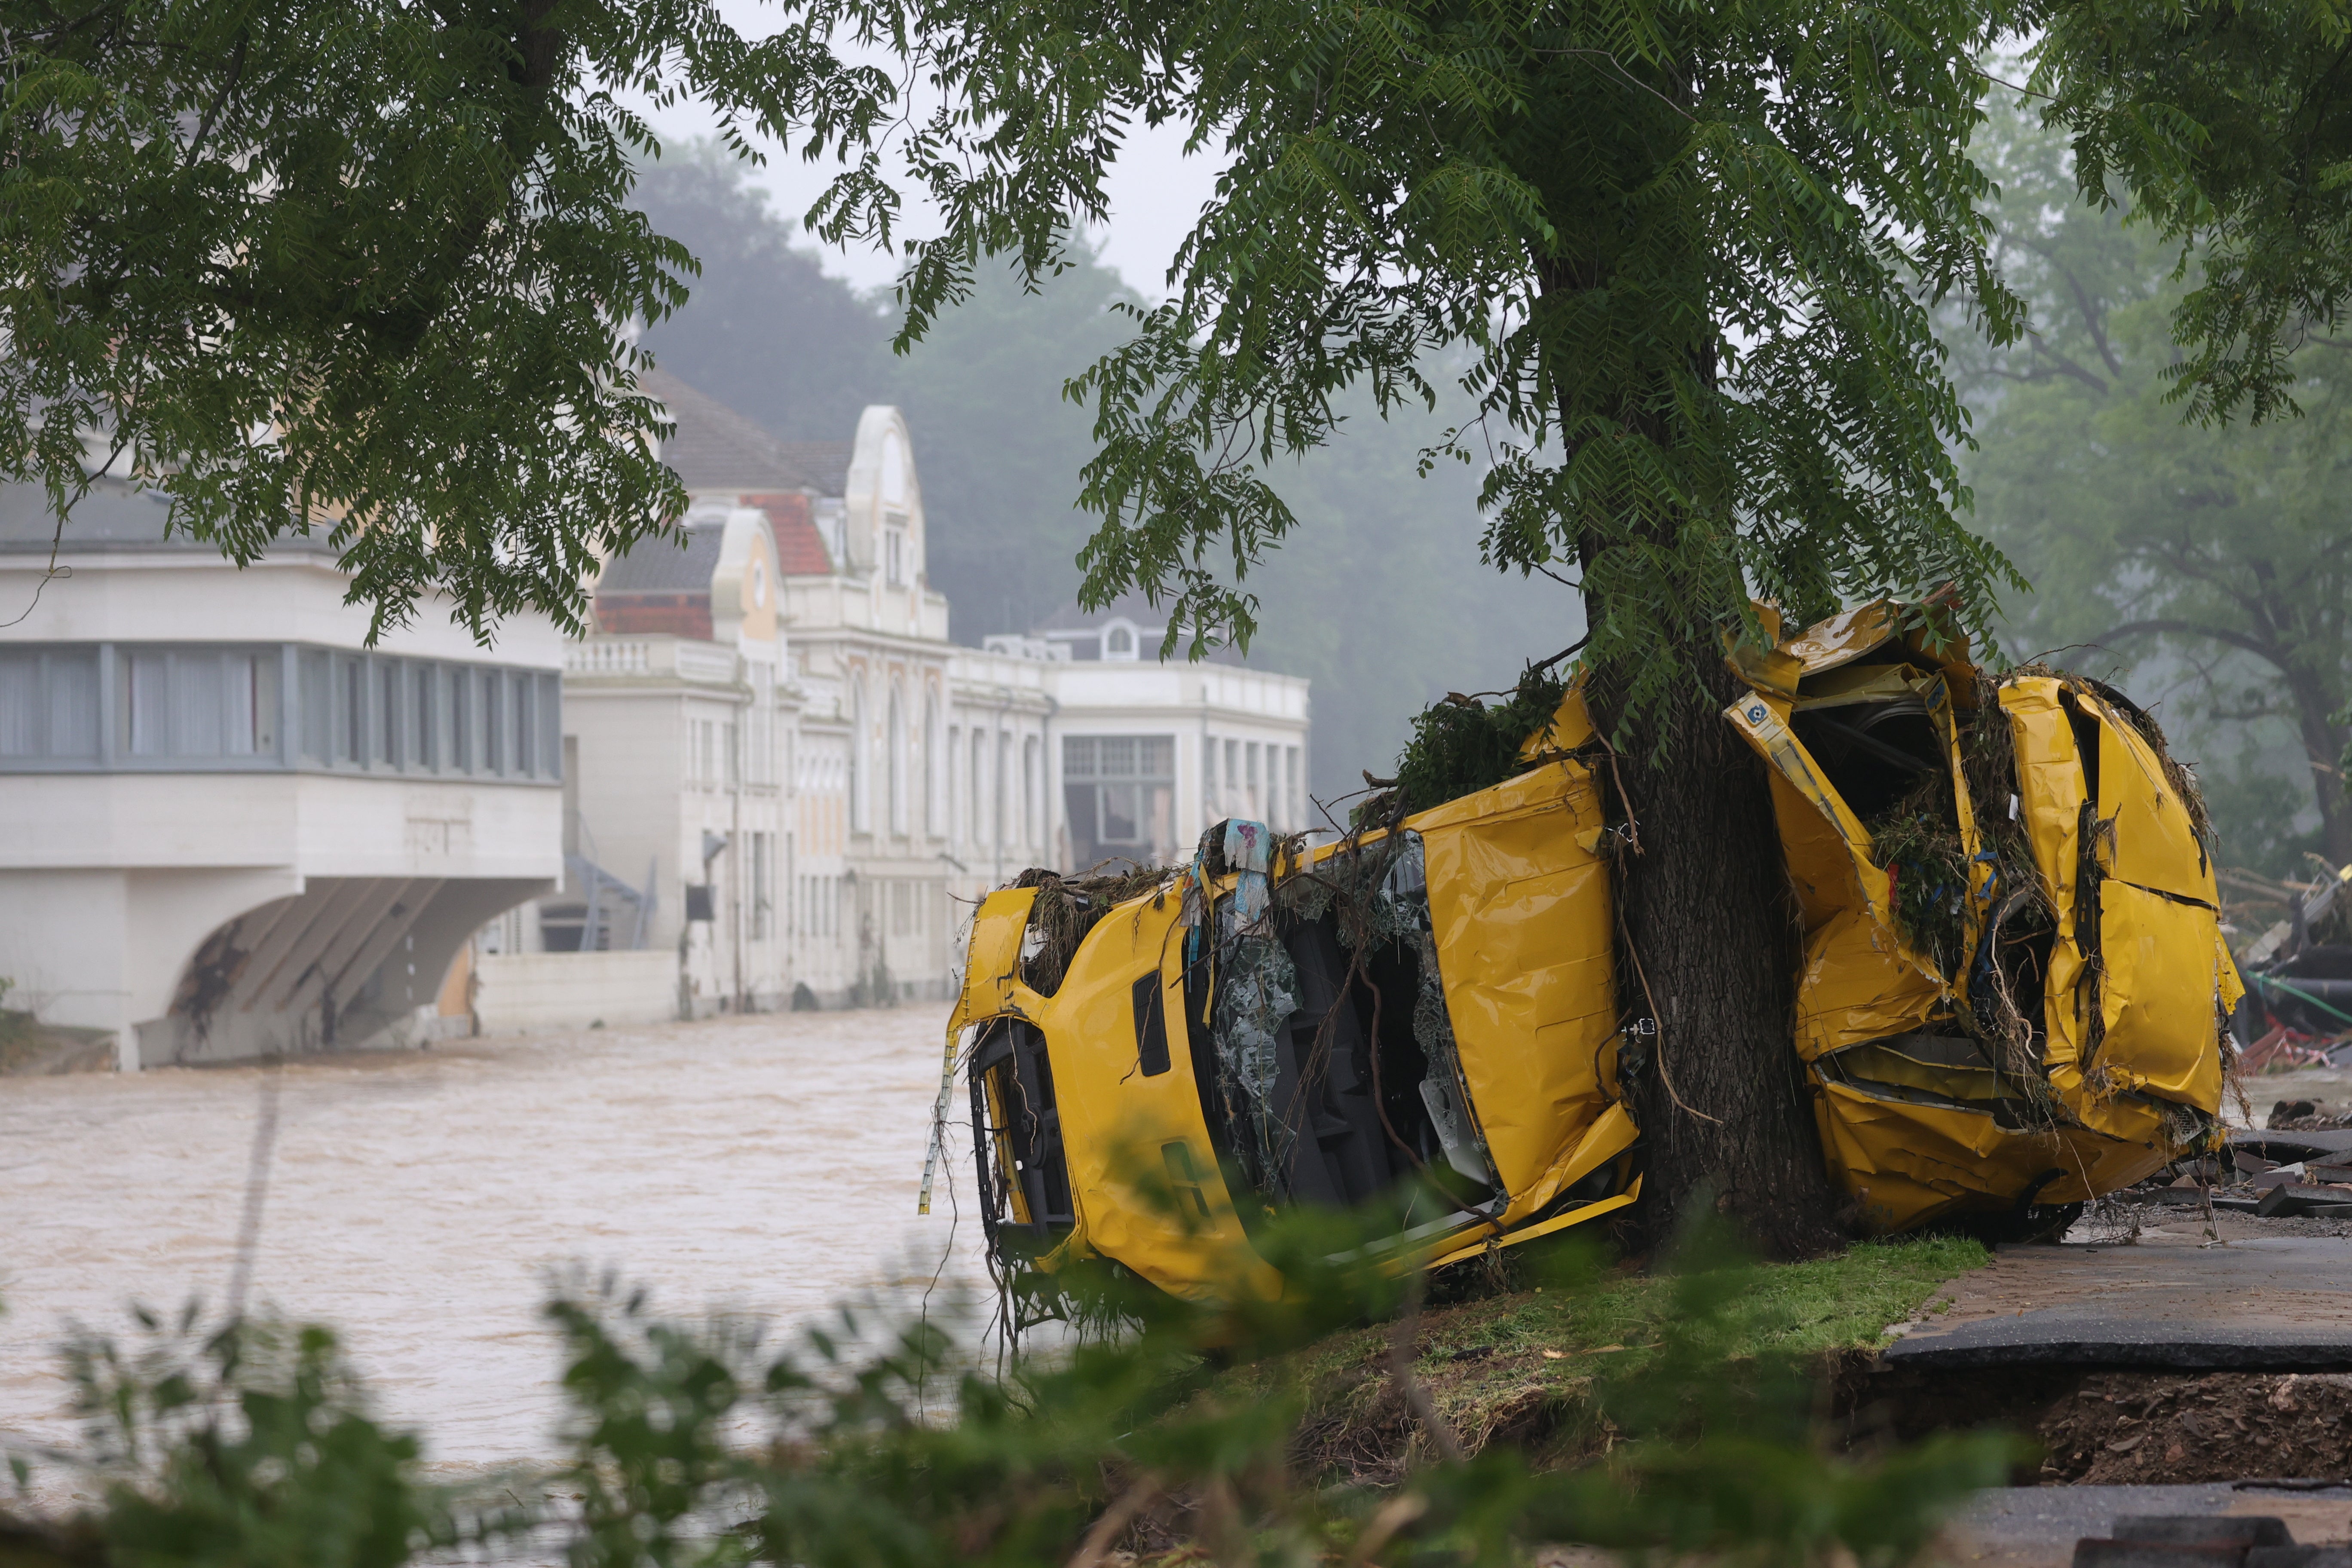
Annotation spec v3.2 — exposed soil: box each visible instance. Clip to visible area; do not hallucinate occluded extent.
[1298,1345,2352,1491]
[1841,1361,2352,1486]
[2035,1372,2352,1484]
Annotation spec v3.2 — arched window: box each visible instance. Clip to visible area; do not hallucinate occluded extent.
[1105,624,1135,658]
[923,692,941,837]
[849,674,870,834]
[887,680,908,837]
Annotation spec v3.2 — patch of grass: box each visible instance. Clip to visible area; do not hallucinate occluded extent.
[1234,1235,1991,1481]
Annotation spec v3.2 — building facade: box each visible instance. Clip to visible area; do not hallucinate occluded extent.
[490,371,1311,1018]
[0,478,566,1068]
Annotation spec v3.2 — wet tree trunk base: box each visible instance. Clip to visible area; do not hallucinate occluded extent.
[1599,661,1848,1261]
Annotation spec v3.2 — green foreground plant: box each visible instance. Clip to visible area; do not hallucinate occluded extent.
[5,1208,2018,1568]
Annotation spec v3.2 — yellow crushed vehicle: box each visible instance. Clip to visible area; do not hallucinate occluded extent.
[944,600,2237,1306]
[1723,602,2237,1232]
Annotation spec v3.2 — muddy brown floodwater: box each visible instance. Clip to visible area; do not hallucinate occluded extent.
[0,1008,987,1506]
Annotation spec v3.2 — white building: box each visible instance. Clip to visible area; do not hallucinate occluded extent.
[531,499,798,1022]
[982,596,1313,873]
[478,371,1310,1019]
[0,478,566,1068]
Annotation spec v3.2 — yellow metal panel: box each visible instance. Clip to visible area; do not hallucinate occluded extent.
[1418,758,1617,1220]
[1724,695,1946,1061]
[1511,1099,1640,1222]
[1781,602,1902,675]
[1517,682,1598,761]
[1792,662,1931,710]
[1428,1182,1642,1270]
[2092,704,2218,907]
[954,887,1041,1031]
[1815,1079,2171,1233]
[2097,882,2226,1109]
[1030,888,1274,1303]
[1998,680,2088,1076]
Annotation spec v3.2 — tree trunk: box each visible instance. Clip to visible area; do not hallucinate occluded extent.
[1592,656,1848,1261]
[2284,674,2352,869]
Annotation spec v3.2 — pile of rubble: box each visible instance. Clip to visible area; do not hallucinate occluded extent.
[2232,863,2352,1072]
[2117,1105,2352,1218]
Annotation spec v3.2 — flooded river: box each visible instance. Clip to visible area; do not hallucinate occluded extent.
[0,1008,985,1501]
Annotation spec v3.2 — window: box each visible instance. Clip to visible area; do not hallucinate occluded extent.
[379,662,402,768]
[0,644,557,777]
[0,649,99,759]
[126,652,168,756]
[1063,734,1175,867]
[449,668,472,772]
[887,683,906,836]
[885,528,907,587]
[340,657,365,764]
[514,674,535,777]
[969,729,985,848]
[993,729,1007,848]
[1023,735,1039,847]
[751,832,772,940]
[302,650,332,761]
[412,664,438,770]
[483,671,505,774]
[849,676,870,833]
[541,674,561,779]
[231,654,276,756]
[924,695,940,836]
[1105,624,1135,658]
[174,653,226,757]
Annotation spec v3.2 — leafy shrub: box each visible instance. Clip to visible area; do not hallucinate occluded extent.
[9,1208,2020,1568]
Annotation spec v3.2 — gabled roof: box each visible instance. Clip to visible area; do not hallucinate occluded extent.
[595,521,727,594]
[640,368,831,495]
[778,441,851,499]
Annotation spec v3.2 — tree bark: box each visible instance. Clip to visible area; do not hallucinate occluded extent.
[1592,658,1848,1261]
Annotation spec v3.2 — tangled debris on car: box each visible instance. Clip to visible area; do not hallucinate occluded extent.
[937,599,2240,1313]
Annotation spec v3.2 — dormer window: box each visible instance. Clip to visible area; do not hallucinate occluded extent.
[885,527,907,587]
[1104,622,1137,660]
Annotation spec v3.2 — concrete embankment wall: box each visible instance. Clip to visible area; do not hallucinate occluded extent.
[472,951,677,1033]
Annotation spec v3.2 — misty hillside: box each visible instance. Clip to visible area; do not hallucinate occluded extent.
[631,147,1574,807]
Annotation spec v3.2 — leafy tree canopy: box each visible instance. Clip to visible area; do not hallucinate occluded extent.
[2032,0,2352,425]
[0,0,876,637]
[766,0,2025,746]
[1957,95,2352,874]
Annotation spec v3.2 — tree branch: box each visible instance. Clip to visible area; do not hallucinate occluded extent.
[2093,617,2287,668]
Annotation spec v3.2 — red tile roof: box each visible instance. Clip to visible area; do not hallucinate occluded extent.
[739,492,833,576]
